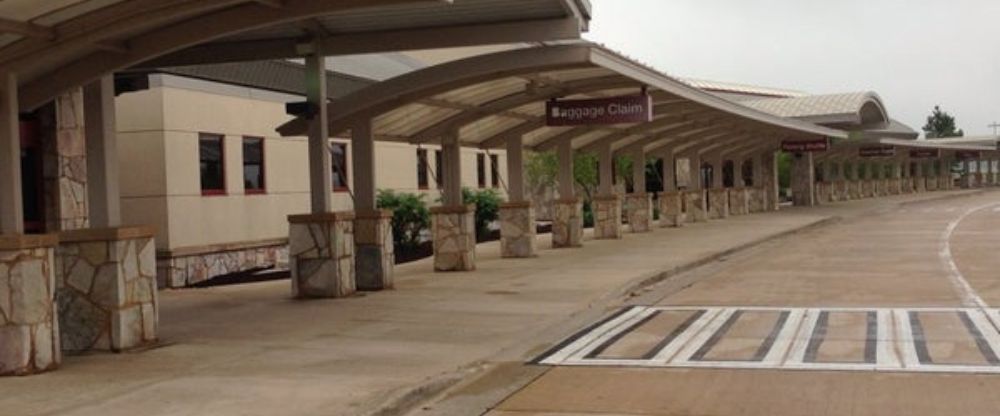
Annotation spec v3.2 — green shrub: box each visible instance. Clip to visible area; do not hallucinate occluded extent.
[376,190,430,250]
[462,188,502,236]
[582,201,594,228]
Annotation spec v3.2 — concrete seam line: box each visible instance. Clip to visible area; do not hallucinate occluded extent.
[939,202,996,310]
[365,368,475,416]
[898,189,988,207]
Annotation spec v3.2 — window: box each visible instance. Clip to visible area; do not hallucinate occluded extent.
[199,134,225,195]
[490,154,500,189]
[331,142,349,191]
[243,137,265,194]
[417,149,429,190]
[477,153,486,188]
[435,150,443,188]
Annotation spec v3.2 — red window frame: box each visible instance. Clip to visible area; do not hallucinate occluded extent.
[331,141,350,193]
[242,136,266,195]
[199,133,227,196]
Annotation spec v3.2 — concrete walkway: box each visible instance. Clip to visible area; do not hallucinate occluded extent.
[0,190,979,416]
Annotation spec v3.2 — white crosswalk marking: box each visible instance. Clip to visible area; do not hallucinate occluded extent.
[536,306,1000,374]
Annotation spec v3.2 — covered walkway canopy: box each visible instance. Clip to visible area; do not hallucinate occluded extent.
[0,0,591,110]
[277,42,846,157]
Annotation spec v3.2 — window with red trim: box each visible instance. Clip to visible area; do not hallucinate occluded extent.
[199,134,226,195]
[331,142,349,192]
[243,137,265,194]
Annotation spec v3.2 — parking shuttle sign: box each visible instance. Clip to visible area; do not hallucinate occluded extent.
[781,139,829,152]
[546,94,653,126]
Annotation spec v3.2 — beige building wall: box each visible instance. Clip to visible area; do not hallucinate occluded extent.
[116,75,508,252]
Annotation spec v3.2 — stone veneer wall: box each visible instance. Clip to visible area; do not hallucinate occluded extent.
[926,177,938,192]
[861,180,875,198]
[431,205,476,271]
[748,188,766,213]
[625,194,652,233]
[0,236,60,376]
[499,202,536,258]
[552,199,583,248]
[729,189,750,215]
[685,191,707,222]
[354,210,394,291]
[56,227,157,353]
[157,243,286,288]
[939,176,951,190]
[707,189,730,219]
[288,212,355,298]
[592,196,622,239]
[659,191,685,227]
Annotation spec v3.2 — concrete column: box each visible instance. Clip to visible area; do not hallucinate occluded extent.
[659,149,685,226]
[625,149,652,232]
[0,72,22,234]
[83,76,120,228]
[592,143,621,239]
[500,136,536,258]
[662,150,676,192]
[351,121,375,211]
[506,136,525,202]
[552,140,582,247]
[441,134,463,205]
[706,153,729,219]
[790,152,816,206]
[915,160,926,192]
[683,151,707,222]
[761,150,779,211]
[306,52,333,213]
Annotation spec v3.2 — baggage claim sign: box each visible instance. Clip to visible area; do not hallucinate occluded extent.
[546,94,654,126]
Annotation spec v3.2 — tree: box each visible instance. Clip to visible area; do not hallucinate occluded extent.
[922,105,964,138]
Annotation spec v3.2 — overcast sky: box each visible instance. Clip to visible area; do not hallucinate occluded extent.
[584,0,1000,138]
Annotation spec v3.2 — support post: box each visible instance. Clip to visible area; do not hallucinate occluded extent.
[660,149,685,226]
[0,72,22,234]
[592,143,622,239]
[552,140,582,248]
[790,151,816,206]
[83,76,120,228]
[306,51,332,213]
[683,151,707,221]
[500,136,536,258]
[432,134,476,271]
[705,152,729,219]
[352,121,393,290]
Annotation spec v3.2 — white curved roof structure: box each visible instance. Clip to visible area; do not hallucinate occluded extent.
[0,0,590,109]
[742,92,890,128]
[277,43,847,156]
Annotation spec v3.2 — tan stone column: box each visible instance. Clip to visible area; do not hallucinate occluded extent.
[760,150,780,211]
[0,235,61,376]
[552,140,582,248]
[682,150,707,221]
[432,134,477,270]
[592,143,621,239]
[790,151,816,207]
[84,76,119,228]
[352,121,393,290]
[706,152,729,219]
[659,148,685,227]
[0,72,22,235]
[500,136,536,258]
[625,148,652,232]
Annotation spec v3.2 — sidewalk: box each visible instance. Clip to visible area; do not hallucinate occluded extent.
[0,190,979,416]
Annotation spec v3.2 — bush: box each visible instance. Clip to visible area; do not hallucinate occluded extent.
[376,190,430,251]
[462,188,502,236]
[582,201,594,228]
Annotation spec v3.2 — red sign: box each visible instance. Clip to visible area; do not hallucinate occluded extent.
[909,149,940,158]
[546,94,653,126]
[859,146,896,157]
[781,139,829,153]
[956,150,981,160]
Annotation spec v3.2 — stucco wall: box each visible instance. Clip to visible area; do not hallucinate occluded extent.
[116,77,507,252]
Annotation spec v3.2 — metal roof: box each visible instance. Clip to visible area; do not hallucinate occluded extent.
[276,43,848,156]
[0,0,590,110]
[681,78,808,99]
[742,92,889,127]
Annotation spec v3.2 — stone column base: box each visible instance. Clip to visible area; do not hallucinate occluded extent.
[552,199,583,248]
[56,226,158,354]
[1,234,60,376]
[729,189,750,215]
[685,191,708,222]
[926,178,938,192]
[939,176,951,190]
[592,196,622,239]
[288,212,356,298]
[749,188,766,213]
[354,210,394,291]
[625,193,653,233]
[431,205,476,271]
[499,202,536,258]
[660,191,686,227]
[707,189,730,219]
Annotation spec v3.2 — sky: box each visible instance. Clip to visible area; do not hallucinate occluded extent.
[584,0,1000,138]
